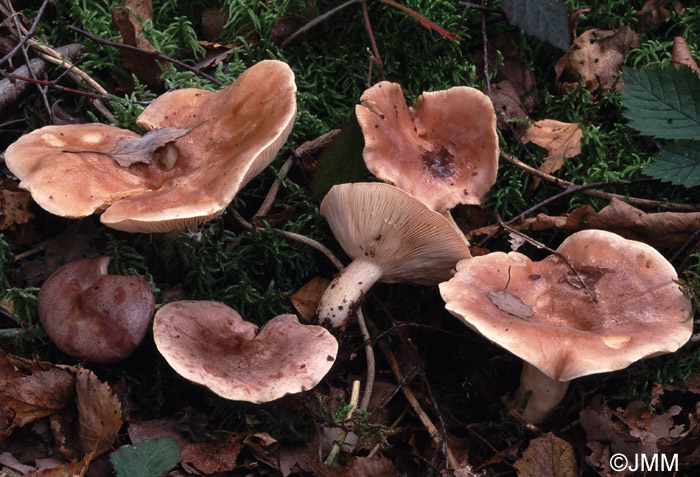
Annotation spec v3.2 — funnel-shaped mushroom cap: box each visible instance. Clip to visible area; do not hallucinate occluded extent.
[440,229,692,382]
[4,60,296,232]
[321,182,471,285]
[355,82,499,212]
[153,301,338,403]
[37,257,155,364]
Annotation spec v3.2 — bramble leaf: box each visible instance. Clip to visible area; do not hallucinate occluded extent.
[502,0,570,51]
[644,141,700,187]
[110,437,181,477]
[621,66,700,140]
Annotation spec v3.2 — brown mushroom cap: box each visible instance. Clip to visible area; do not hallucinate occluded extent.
[4,60,296,232]
[316,182,471,328]
[37,256,155,364]
[355,81,499,212]
[153,301,338,403]
[439,229,692,382]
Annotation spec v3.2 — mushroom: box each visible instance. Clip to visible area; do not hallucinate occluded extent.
[355,81,499,213]
[37,256,155,364]
[153,301,338,403]
[4,60,296,232]
[316,182,472,329]
[439,229,693,423]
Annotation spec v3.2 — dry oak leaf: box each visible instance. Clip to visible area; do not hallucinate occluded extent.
[0,348,75,440]
[289,276,331,322]
[555,25,638,94]
[514,432,577,477]
[76,368,123,457]
[522,119,582,188]
[0,184,34,230]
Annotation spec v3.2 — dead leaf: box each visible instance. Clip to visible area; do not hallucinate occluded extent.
[555,26,638,94]
[490,80,528,131]
[128,418,243,475]
[0,186,34,230]
[111,0,161,88]
[76,368,122,456]
[671,36,700,76]
[0,349,75,441]
[289,276,331,322]
[102,127,191,167]
[522,119,582,189]
[488,290,532,320]
[514,432,577,477]
[636,0,670,29]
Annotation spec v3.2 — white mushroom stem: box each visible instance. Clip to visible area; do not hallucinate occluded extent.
[316,259,384,328]
[512,362,570,424]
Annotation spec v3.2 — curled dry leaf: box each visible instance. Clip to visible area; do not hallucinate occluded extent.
[289,276,331,322]
[111,0,161,87]
[522,119,582,189]
[103,127,192,168]
[555,25,638,94]
[0,348,75,441]
[76,368,123,456]
[531,197,700,248]
[672,36,700,76]
[514,432,577,477]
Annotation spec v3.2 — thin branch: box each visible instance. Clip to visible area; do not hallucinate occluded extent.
[360,0,384,82]
[281,0,359,47]
[0,0,50,66]
[67,25,223,86]
[325,379,360,465]
[501,151,700,211]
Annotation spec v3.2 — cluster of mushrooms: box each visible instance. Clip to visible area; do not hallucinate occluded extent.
[5,60,693,422]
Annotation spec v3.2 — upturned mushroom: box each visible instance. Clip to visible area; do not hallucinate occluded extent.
[4,60,296,232]
[316,182,472,329]
[37,256,155,364]
[355,81,499,213]
[439,229,692,423]
[153,301,338,403]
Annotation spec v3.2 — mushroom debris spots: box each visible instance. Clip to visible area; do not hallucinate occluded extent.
[315,182,471,329]
[4,60,297,233]
[153,301,338,403]
[355,81,499,212]
[37,256,155,364]
[439,229,693,423]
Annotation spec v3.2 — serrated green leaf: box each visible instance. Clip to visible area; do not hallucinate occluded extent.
[501,0,570,51]
[622,66,700,140]
[110,437,181,477]
[311,116,370,201]
[644,140,700,188]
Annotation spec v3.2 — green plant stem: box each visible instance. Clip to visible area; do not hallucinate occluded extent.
[324,379,360,466]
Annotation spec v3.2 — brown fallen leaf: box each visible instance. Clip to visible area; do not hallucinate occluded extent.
[76,368,122,456]
[105,127,192,168]
[636,0,671,29]
[522,119,582,189]
[514,432,577,477]
[289,276,331,322]
[128,418,243,475]
[555,25,638,94]
[532,198,700,248]
[111,0,161,88]
[0,349,75,442]
[490,80,529,131]
[0,180,34,230]
[671,36,700,76]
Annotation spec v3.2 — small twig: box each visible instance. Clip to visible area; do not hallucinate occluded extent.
[494,212,598,302]
[378,339,462,471]
[281,0,358,47]
[501,151,700,211]
[254,157,293,219]
[67,25,223,86]
[0,0,50,66]
[501,395,541,433]
[14,244,45,262]
[670,227,700,265]
[360,0,384,82]
[325,379,360,466]
[368,406,408,459]
[356,308,375,412]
